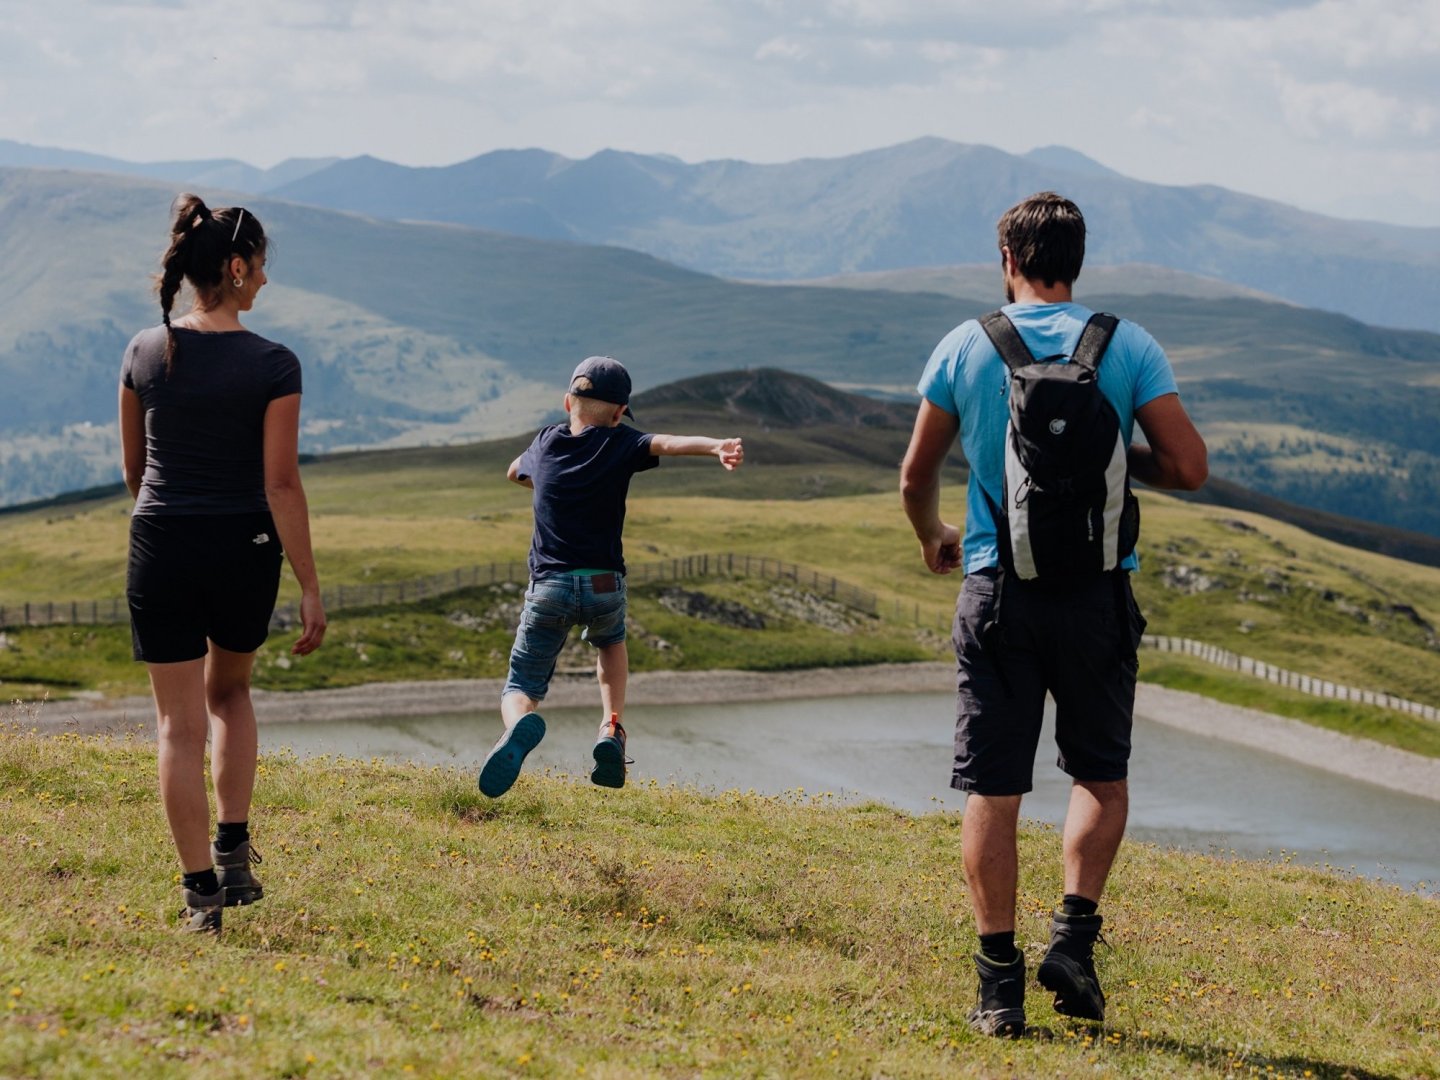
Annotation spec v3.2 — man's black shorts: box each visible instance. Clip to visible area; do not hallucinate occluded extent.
[127,512,283,664]
[951,568,1147,796]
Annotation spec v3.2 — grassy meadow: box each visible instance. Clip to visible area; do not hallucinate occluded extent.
[3,435,1439,716]
[3,432,1440,770]
[1,720,1436,1080]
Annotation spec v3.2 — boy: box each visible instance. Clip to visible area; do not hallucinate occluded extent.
[479,356,744,798]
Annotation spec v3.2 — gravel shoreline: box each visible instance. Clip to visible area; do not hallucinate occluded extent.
[24,662,1440,803]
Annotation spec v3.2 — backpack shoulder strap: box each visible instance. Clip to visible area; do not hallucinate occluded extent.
[978,311,1036,373]
[1070,313,1119,373]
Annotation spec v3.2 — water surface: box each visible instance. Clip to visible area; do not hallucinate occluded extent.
[261,692,1440,890]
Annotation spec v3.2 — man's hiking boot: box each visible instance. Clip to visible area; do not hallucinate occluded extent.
[180,886,224,935]
[479,712,546,798]
[213,840,264,907]
[967,951,1027,1038]
[590,714,630,789]
[1037,910,1106,1022]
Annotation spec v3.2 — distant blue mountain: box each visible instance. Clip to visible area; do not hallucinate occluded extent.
[268,137,1440,333]
[7,136,1440,333]
[0,139,336,193]
[1021,145,1123,178]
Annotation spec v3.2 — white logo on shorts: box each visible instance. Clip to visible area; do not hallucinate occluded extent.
[1048,418,1067,435]
[252,532,270,545]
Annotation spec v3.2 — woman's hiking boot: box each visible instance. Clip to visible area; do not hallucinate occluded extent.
[967,951,1027,1038]
[590,714,630,789]
[213,840,264,907]
[1037,910,1107,1021]
[180,886,224,934]
[478,712,546,798]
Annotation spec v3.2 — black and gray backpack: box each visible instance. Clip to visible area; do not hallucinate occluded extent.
[979,310,1139,580]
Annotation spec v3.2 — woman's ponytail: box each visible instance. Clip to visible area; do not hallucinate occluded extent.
[153,194,265,377]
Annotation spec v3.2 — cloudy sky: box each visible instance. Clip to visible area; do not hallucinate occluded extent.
[2,0,1437,225]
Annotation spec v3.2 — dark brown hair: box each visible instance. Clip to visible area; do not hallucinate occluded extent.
[156,194,267,374]
[996,191,1085,288]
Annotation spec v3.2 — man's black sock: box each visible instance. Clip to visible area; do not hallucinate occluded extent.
[182,868,220,896]
[1061,894,1098,917]
[978,930,1018,965]
[215,821,250,853]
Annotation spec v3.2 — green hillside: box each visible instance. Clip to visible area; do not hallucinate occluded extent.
[2,167,1440,535]
[1,371,1437,732]
[792,263,1282,305]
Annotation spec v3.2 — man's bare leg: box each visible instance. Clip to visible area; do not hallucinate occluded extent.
[962,793,1023,933]
[1062,779,1129,901]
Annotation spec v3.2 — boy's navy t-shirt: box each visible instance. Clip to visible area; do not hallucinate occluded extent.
[516,422,657,577]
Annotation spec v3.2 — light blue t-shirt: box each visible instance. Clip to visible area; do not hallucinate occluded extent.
[917,302,1179,574]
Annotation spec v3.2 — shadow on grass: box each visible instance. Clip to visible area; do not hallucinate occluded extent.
[1024,1022,1407,1080]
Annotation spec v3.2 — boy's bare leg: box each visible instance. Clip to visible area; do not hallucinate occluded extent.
[595,641,628,732]
[501,691,541,728]
[481,691,548,798]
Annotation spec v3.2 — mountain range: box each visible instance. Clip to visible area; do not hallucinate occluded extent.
[5,137,1439,334]
[1,164,1439,539]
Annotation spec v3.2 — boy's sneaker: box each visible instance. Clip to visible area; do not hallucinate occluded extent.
[180,886,224,935]
[590,714,630,789]
[968,951,1027,1038]
[1037,910,1106,1021]
[478,712,546,798]
[213,840,264,907]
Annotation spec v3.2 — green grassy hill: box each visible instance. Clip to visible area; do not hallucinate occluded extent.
[3,167,1440,534]
[1,371,1438,752]
[792,263,1283,305]
[0,724,1436,1078]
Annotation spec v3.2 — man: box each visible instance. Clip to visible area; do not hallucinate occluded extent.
[900,192,1207,1037]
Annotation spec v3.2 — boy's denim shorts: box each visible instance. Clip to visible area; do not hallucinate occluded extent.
[502,572,628,701]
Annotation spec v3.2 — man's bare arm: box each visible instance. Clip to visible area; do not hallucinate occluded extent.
[1128,393,1208,491]
[900,400,963,574]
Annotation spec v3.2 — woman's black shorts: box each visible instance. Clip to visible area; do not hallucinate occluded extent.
[127,512,283,664]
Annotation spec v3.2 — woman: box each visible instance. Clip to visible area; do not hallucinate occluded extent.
[119,194,326,933]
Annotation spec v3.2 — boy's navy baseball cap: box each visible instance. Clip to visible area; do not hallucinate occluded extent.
[570,356,635,418]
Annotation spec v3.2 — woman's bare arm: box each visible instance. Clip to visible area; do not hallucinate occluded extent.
[118,386,146,499]
[263,393,326,655]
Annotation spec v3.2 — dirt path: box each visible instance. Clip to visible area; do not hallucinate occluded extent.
[24,663,1440,803]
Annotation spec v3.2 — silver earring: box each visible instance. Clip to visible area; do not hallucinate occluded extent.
[233,277,244,288]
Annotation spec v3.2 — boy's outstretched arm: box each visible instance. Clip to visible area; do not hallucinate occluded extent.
[649,435,744,470]
[507,455,534,489]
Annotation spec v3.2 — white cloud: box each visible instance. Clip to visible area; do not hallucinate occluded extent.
[0,0,1436,224]
[1278,76,1438,140]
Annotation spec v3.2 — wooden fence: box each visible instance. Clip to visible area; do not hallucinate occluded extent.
[0,553,881,630]
[3,561,1434,722]
[1142,634,1439,722]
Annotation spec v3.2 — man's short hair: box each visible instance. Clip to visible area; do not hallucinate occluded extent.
[997,192,1086,288]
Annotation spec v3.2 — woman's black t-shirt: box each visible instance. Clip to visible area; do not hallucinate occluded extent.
[121,326,302,515]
